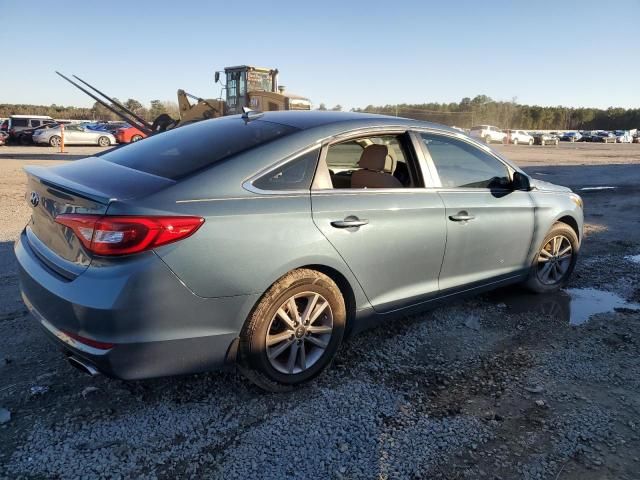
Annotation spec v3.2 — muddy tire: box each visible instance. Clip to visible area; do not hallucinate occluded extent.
[525,222,579,293]
[238,269,346,392]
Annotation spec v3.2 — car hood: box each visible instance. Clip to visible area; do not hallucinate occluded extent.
[530,178,572,193]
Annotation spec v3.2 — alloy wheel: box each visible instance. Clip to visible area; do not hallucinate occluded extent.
[265,291,333,374]
[537,235,573,285]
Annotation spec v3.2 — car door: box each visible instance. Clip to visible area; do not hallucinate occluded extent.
[63,125,81,144]
[310,130,447,313]
[417,131,535,291]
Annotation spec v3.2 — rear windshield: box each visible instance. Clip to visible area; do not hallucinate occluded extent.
[102,116,299,180]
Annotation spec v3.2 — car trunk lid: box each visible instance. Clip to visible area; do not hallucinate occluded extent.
[24,157,174,278]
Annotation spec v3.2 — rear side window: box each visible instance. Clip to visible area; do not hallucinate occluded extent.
[253,148,319,191]
[102,117,298,180]
[11,118,28,127]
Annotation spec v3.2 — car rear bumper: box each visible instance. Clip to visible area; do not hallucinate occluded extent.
[15,229,258,380]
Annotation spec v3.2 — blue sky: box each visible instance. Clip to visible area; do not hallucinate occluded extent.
[1,0,639,110]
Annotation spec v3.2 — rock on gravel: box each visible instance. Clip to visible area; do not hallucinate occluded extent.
[0,407,10,424]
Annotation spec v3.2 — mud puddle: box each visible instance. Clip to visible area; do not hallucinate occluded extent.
[489,287,639,325]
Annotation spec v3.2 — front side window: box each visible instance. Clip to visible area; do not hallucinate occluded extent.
[30,120,41,127]
[420,133,510,189]
[253,149,319,191]
[323,134,415,189]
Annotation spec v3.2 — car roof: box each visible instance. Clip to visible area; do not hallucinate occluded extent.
[252,110,459,134]
[10,114,53,119]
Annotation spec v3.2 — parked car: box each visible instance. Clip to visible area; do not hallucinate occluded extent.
[15,111,583,390]
[115,125,147,144]
[614,130,632,143]
[504,129,534,145]
[14,123,61,145]
[469,125,507,144]
[4,115,55,142]
[32,124,116,147]
[591,131,616,143]
[532,132,559,146]
[561,132,582,142]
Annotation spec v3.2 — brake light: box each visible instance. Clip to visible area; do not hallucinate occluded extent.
[55,214,204,256]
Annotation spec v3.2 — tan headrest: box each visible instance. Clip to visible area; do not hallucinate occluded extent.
[358,144,389,172]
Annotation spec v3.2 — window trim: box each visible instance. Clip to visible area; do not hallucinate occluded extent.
[312,128,430,193]
[413,129,517,191]
[242,144,322,195]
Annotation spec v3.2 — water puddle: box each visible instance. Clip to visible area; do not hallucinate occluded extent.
[625,254,640,265]
[580,186,616,191]
[489,287,639,326]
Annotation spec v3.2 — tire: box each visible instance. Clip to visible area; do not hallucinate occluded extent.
[238,268,346,391]
[484,135,491,144]
[540,140,545,146]
[513,138,519,145]
[98,136,111,147]
[528,139,533,146]
[555,139,559,145]
[49,135,61,147]
[131,135,143,142]
[524,222,579,293]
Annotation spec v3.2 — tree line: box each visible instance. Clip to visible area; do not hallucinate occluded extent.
[352,95,640,130]
[3,94,639,130]
[0,99,179,123]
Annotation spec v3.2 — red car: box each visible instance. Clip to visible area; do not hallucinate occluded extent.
[115,125,146,144]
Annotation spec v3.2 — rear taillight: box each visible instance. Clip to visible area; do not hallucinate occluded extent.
[55,214,204,256]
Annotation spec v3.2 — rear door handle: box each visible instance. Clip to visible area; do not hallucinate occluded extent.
[449,211,475,222]
[331,217,369,229]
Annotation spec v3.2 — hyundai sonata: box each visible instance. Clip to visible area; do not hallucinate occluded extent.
[16,111,583,390]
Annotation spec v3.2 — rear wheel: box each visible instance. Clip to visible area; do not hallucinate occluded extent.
[131,134,143,142]
[49,135,61,147]
[239,269,346,391]
[525,222,579,293]
[528,139,533,145]
[555,138,559,145]
[484,135,491,144]
[98,136,110,147]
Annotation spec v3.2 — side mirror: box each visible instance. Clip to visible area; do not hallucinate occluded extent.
[512,171,531,191]
[214,71,220,83]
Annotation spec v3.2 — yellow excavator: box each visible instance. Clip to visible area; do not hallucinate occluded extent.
[56,65,311,135]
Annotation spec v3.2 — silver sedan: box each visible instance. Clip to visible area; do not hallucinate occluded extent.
[32,124,116,147]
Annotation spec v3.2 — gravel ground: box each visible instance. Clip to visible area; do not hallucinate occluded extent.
[1,143,639,479]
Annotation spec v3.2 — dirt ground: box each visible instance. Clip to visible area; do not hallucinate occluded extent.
[0,143,639,479]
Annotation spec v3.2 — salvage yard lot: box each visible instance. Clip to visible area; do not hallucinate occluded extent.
[1,143,639,479]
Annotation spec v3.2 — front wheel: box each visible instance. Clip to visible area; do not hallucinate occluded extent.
[524,222,579,293]
[49,135,61,147]
[131,134,143,142]
[239,269,346,391]
[513,138,519,145]
[555,139,559,145]
[484,135,491,144]
[528,139,534,145]
[98,136,111,147]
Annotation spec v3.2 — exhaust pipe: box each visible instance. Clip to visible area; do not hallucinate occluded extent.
[68,356,100,376]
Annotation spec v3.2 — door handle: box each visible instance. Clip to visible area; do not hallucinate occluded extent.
[331,217,369,229]
[449,211,475,222]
